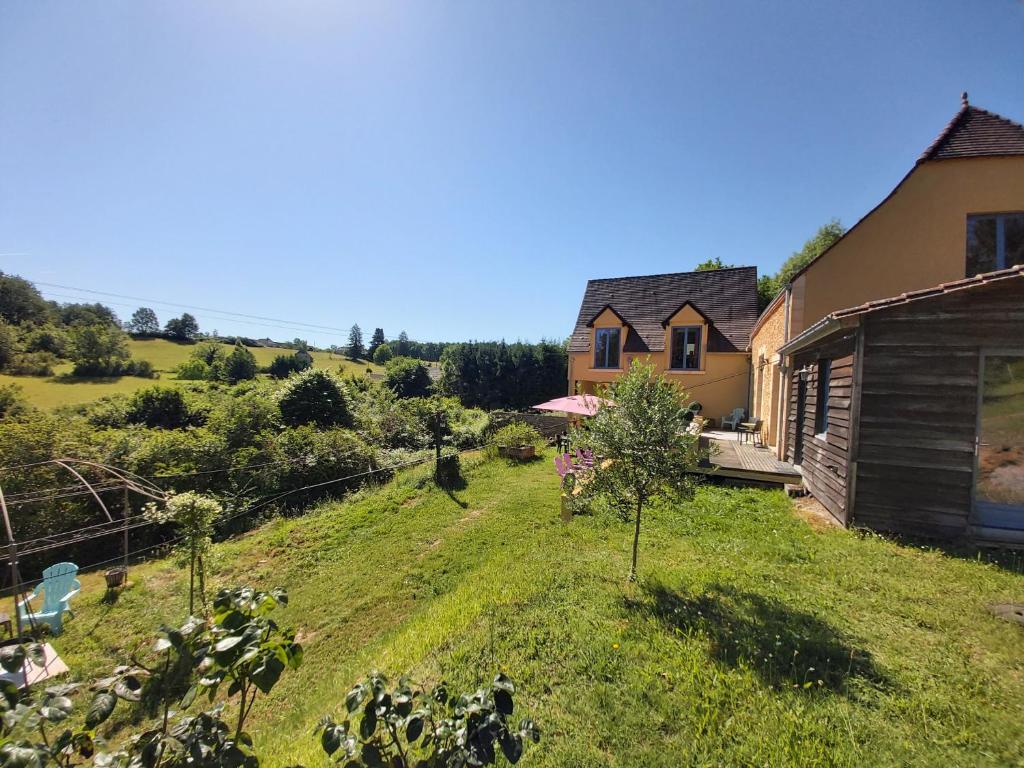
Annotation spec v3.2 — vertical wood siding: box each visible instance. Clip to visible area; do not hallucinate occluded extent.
[851,280,1024,538]
[788,336,857,522]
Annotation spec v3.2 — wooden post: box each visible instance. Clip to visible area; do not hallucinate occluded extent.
[9,542,21,640]
[123,485,130,576]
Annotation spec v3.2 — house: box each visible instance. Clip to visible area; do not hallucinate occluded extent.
[752,95,1024,458]
[566,266,759,420]
[779,265,1024,544]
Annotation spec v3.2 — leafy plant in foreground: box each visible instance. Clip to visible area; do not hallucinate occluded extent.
[316,672,539,767]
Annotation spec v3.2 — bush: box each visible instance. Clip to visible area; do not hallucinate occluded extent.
[278,368,352,428]
[6,351,57,376]
[268,352,311,379]
[176,358,210,381]
[372,342,394,364]
[434,446,464,490]
[0,383,29,421]
[122,358,157,378]
[0,321,20,370]
[22,324,68,357]
[205,387,280,449]
[126,386,195,429]
[270,426,380,510]
[385,356,433,399]
[224,341,257,383]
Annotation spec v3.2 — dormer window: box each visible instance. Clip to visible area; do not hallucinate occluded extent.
[594,328,621,369]
[670,326,702,370]
[967,213,1024,276]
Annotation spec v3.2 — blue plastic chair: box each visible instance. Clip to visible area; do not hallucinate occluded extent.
[17,562,81,636]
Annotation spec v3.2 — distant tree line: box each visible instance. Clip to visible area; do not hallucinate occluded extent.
[438,341,567,410]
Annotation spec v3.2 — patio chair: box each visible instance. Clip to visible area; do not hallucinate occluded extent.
[576,449,594,469]
[721,408,746,431]
[17,562,81,636]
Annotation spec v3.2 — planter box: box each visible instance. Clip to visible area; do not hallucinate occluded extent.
[498,445,536,461]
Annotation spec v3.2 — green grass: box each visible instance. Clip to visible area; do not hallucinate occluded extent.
[2,339,380,409]
[29,455,1024,766]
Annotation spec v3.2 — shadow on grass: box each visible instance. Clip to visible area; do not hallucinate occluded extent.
[856,528,1024,575]
[628,582,889,695]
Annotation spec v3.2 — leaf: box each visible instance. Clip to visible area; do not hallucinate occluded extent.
[214,635,244,653]
[499,731,524,764]
[85,692,117,728]
[492,673,515,694]
[345,684,366,713]
[24,644,45,668]
[0,645,25,674]
[320,724,342,755]
[494,689,513,716]
[360,743,382,767]
[359,701,377,740]
[180,684,198,709]
[114,675,143,702]
[406,715,424,743]
[152,637,173,653]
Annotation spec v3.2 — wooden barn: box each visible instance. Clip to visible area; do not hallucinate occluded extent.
[778,265,1024,544]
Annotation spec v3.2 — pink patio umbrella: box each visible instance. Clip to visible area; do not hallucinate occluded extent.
[532,394,613,417]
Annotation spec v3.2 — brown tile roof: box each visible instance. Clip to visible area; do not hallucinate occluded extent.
[919,97,1024,162]
[568,266,759,354]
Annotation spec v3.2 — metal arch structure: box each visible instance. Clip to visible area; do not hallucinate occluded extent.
[0,458,168,639]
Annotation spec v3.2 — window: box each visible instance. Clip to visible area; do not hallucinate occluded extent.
[670,326,702,370]
[967,213,1024,277]
[815,359,831,437]
[593,328,621,369]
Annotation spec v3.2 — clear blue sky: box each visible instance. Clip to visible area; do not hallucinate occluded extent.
[1,1,1021,347]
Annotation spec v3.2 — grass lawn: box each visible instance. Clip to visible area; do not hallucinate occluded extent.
[30,453,1024,767]
[2,339,379,410]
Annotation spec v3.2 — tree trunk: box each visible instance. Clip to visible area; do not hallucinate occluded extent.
[188,552,195,615]
[629,496,643,581]
[197,554,207,611]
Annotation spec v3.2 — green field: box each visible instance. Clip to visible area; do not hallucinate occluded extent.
[34,453,1024,766]
[1,339,380,410]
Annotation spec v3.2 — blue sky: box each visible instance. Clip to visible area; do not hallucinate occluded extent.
[1,1,1021,347]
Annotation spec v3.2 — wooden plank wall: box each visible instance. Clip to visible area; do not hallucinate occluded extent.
[852,279,1024,539]
[788,335,857,522]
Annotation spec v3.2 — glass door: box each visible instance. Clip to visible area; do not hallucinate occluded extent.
[975,353,1024,529]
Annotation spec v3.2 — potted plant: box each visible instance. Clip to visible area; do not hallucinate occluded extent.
[104,566,127,589]
[491,422,543,462]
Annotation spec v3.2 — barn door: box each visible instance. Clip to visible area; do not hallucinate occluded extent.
[974,353,1024,531]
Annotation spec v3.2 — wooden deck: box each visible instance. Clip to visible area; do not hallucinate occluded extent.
[697,434,802,486]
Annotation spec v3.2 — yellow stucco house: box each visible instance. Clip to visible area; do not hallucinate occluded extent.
[567,266,758,420]
[751,95,1024,458]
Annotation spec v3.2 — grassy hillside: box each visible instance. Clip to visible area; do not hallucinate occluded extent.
[31,454,1024,766]
[1,339,380,409]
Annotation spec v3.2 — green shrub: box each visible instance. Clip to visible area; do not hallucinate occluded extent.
[21,324,68,357]
[224,341,258,383]
[123,358,157,378]
[176,358,210,380]
[270,426,379,509]
[0,383,29,421]
[205,387,280,449]
[69,323,130,376]
[268,352,311,379]
[6,351,57,376]
[372,342,394,364]
[126,386,195,429]
[278,368,352,428]
[385,356,433,398]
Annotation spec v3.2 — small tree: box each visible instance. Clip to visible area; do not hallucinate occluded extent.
[278,368,352,427]
[385,356,432,398]
[348,324,365,359]
[165,312,200,341]
[396,330,411,357]
[69,323,131,375]
[224,341,257,383]
[367,327,386,358]
[372,342,394,365]
[147,492,222,614]
[126,386,193,429]
[694,257,735,271]
[569,362,702,581]
[128,306,160,335]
